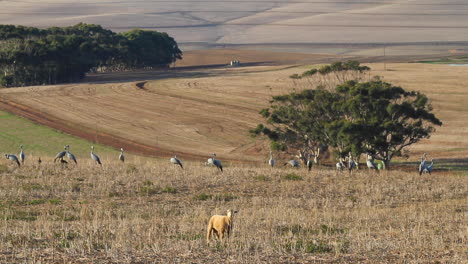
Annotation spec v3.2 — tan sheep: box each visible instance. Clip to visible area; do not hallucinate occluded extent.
[206,209,238,243]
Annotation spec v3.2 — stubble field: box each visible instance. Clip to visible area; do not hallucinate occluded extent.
[0,159,466,263]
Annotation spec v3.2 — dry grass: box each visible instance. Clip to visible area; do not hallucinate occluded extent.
[0,158,466,263]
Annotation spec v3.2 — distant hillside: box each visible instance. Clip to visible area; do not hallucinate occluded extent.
[1,0,468,55]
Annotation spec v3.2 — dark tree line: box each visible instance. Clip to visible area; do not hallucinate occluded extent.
[0,23,182,87]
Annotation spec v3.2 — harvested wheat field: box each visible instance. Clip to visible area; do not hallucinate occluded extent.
[0,159,466,263]
[1,62,467,165]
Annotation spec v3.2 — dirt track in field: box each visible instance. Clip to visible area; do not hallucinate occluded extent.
[0,50,467,163]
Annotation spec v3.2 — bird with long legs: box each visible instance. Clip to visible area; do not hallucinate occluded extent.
[119,148,125,162]
[170,155,183,169]
[306,154,313,172]
[54,146,67,163]
[418,153,427,176]
[366,153,377,170]
[210,153,223,172]
[90,146,102,166]
[347,152,357,173]
[66,145,77,164]
[268,151,275,167]
[4,153,20,167]
[19,145,25,165]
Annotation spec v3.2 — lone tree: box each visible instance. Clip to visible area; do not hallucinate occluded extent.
[252,62,442,169]
[334,79,442,168]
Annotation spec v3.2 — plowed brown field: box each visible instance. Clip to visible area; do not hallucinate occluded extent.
[1,61,467,163]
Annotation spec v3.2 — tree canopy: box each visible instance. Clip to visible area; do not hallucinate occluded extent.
[252,62,442,168]
[0,23,182,87]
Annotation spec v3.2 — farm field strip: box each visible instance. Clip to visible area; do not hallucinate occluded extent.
[0,62,467,164]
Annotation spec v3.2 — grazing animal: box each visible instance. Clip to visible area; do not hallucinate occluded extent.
[211,153,223,172]
[284,159,300,168]
[90,146,102,166]
[418,153,427,176]
[119,148,125,162]
[268,151,275,167]
[19,145,25,164]
[54,146,67,162]
[5,154,20,167]
[170,155,183,169]
[65,145,77,164]
[207,209,238,243]
[366,153,377,170]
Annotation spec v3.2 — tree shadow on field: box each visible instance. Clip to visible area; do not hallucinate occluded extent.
[397,158,468,172]
[83,62,272,84]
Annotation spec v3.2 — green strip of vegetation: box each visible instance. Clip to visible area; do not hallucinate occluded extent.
[0,110,115,157]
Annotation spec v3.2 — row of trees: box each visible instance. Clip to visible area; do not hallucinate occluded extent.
[251,61,442,169]
[0,23,182,87]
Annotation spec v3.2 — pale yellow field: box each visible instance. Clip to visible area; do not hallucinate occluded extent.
[1,0,468,56]
[0,62,467,164]
[0,159,465,263]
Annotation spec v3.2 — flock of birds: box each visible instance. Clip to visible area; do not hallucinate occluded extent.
[3,145,225,171]
[3,145,434,174]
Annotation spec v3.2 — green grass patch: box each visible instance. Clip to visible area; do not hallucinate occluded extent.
[281,173,302,181]
[193,193,213,201]
[0,110,116,158]
[253,175,271,181]
[161,186,177,194]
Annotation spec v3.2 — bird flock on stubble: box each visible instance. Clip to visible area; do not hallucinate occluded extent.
[3,144,435,176]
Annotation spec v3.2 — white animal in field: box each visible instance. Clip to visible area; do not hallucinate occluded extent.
[170,155,183,169]
[268,151,275,167]
[119,148,125,162]
[19,145,25,164]
[284,159,299,168]
[5,153,20,167]
[366,153,376,170]
[206,209,238,243]
[418,153,427,175]
[336,158,345,171]
[90,146,102,166]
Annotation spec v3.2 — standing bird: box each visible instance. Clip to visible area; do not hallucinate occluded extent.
[306,154,313,171]
[90,146,102,166]
[119,148,125,162]
[37,157,42,165]
[336,158,345,171]
[366,153,377,170]
[418,153,427,176]
[284,159,299,168]
[19,145,25,165]
[211,153,223,172]
[268,151,275,167]
[424,159,434,174]
[347,153,357,173]
[54,146,67,162]
[5,154,20,167]
[65,145,77,164]
[170,155,183,169]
